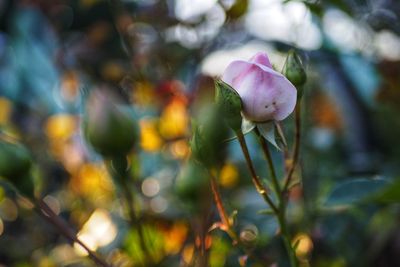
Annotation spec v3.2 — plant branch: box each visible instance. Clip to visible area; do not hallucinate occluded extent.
[235,130,279,214]
[208,169,238,242]
[254,127,282,197]
[34,199,111,267]
[283,102,302,193]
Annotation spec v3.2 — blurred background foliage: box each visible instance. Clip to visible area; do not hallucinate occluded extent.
[0,0,400,266]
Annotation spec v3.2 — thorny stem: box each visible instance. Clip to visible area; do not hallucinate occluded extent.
[283,101,302,193]
[235,130,279,215]
[253,127,299,267]
[34,199,111,267]
[254,127,281,197]
[277,212,298,267]
[208,169,238,242]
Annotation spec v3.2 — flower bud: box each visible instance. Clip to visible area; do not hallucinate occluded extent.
[0,139,34,198]
[283,50,307,91]
[190,105,229,167]
[83,90,138,158]
[215,79,243,131]
[221,53,296,122]
[175,159,210,211]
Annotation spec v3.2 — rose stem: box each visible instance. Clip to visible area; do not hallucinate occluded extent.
[208,169,238,242]
[109,158,151,264]
[210,169,275,266]
[253,127,299,267]
[235,130,278,214]
[253,127,281,197]
[283,101,302,193]
[34,199,111,267]
[120,178,151,262]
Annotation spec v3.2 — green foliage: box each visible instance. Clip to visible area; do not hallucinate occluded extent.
[190,105,229,167]
[83,92,139,158]
[283,50,307,93]
[370,178,400,204]
[214,79,243,132]
[175,159,210,210]
[324,178,389,208]
[0,139,34,198]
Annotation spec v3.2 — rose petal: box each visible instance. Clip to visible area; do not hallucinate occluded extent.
[221,61,252,87]
[249,52,273,68]
[222,53,297,122]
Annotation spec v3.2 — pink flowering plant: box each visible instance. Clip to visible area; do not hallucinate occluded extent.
[191,50,306,267]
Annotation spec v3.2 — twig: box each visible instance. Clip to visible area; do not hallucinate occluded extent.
[254,127,282,196]
[208,169,238,242]
[34,199,111,267]
[235,131,279,215]
[283,102,302,192]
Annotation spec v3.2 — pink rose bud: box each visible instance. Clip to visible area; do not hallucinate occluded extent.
[222,52,297,122]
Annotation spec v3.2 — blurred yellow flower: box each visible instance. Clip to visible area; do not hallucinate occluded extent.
[140,118,163,152]
[219,163,239,188]
[159,99,188,140]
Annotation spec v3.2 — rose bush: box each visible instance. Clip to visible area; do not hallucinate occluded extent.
[222,52,297,122]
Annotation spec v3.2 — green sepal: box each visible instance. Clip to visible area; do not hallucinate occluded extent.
[215,79,243,131]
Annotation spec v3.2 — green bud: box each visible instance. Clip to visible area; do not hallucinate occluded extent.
[0,139,34,198]
[175,159,210,211]
[283,50,307,95]
[215,79,243,131]
[190,105,229,167]
[83,91,139,158]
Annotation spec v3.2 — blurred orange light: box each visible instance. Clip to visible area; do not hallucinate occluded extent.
[164,222,188,255]
[292,233,313,259]
[169,140,189,159]
[182,244,194,264]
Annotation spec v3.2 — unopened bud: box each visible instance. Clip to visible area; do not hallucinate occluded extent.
[283,50,307,96]
[215,79,243,131]
[83,90,138,158]
[190,105,229,167]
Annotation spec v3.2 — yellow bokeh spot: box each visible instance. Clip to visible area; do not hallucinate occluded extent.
[140,118,163,152]
[219,163,239,188]
[182,244,195,264]
[69,163,114,199]
[133,81,156,107]
[0,97,12,125]
[292,233,313,259]
[159,99,188,140]
[164,222,188,255]
[169,140,189,159]
[45,114,77,140]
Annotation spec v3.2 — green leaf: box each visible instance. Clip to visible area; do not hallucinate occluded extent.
[370,179,400,204]
[324,178,389,208]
